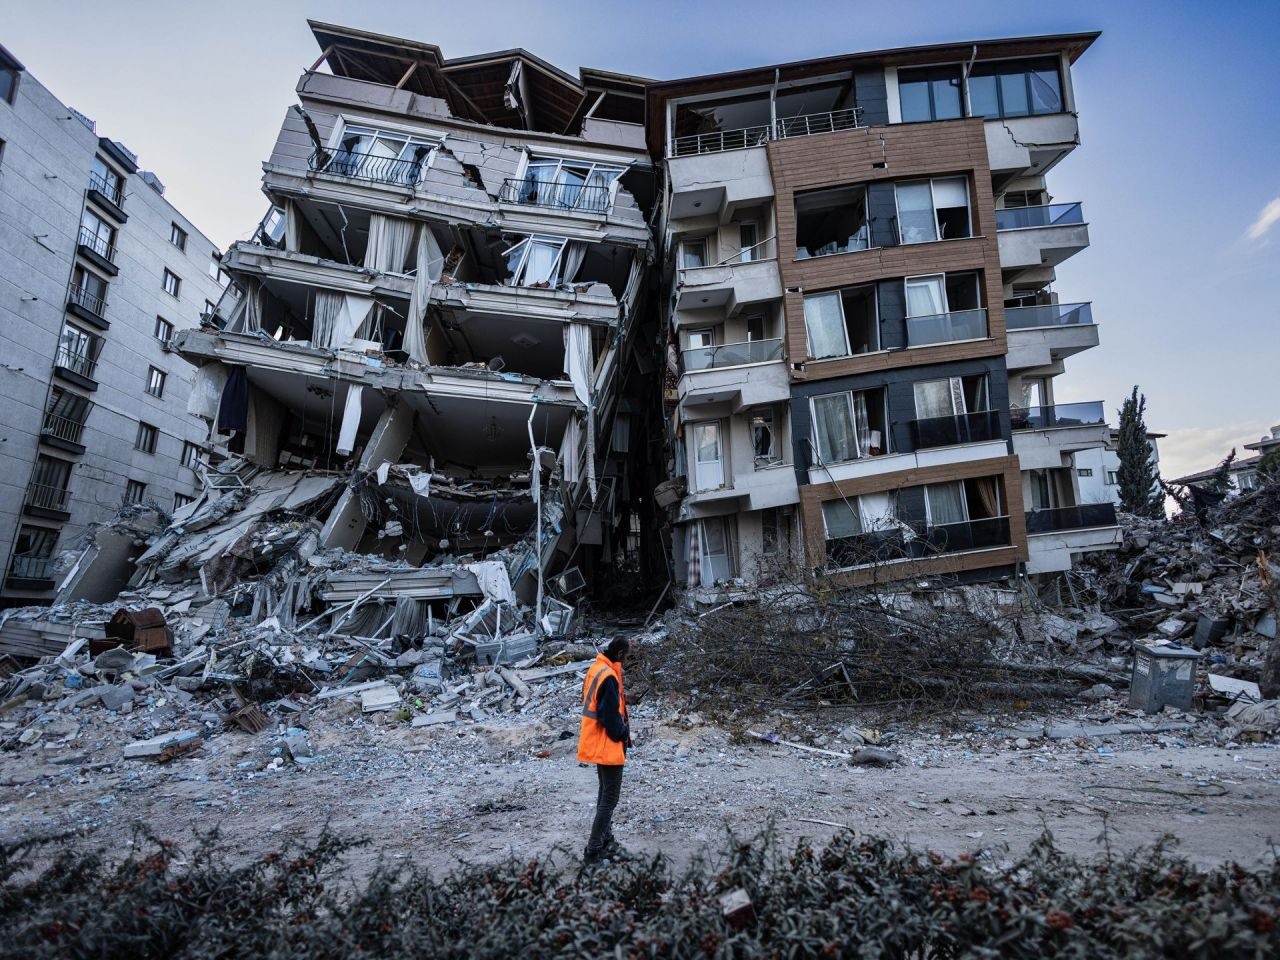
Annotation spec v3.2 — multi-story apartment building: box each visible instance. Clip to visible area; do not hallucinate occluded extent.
[172,23,656,602]
[648,32,1119,598]
[0,43,226,607]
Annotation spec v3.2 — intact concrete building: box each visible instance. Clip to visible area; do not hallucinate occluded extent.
[647,32,1120,599]
[0,43,226,607]
[172,23,656,606]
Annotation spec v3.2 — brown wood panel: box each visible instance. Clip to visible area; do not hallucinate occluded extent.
[768,118,1008,385]
[796,454,1028,586]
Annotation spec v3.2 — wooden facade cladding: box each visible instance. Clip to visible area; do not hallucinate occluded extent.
[797,454,1028,587]
[766,118,1008,383]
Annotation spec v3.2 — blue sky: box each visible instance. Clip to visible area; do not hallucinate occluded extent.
[5,0,1278,480]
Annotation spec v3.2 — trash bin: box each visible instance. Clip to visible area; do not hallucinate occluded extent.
[1129,642,1200,713]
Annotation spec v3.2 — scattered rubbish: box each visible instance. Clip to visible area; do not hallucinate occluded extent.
[719,888,756,930]
[123,730,202,762]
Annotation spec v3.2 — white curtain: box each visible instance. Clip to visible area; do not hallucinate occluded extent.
[244,388,283,467]
[905,276,946,317]
[365,214,415,274]
[403,224,444,364]
[521,240,560,285]
[803,292,849,359]
[565,323,597,501]
[312,291,343,348]
[926,481,968,526]
[914,378,957,419]
[559,416,581,484]
[812,394,856,464]
[822,499,862,538]
[858,492,898,532]
[336,384,363,457]
[897,181,937,243]
[852,390,871,457]
[284,201,300,252]
[331,294,375,348]
[559,241,586,287]
[931,177,968,211]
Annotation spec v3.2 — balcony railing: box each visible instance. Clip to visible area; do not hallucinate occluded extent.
[54,347,98,380]
[682,338,783,372]
[77,225,116,263]
[827,529,912,568]
[308,148,426,187]
[826,515,1013,569]
[7,554,56,580]
[671,124,771,157]
[922,515,1012,553]
[1026,502,1118,534]
[87,171,124,208]
[774,107,864,139]
[910,410,1002,450]
[905,308,988,348]
[1010,401,1106,432]
[25,482,71,513]
[41,412,87,446]
[499,177,611,213]
[67,282,108,319]
[1005,302,1093,330]
[995,202,1084,231]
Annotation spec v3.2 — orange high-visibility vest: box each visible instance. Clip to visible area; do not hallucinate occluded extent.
[577,653,626,765]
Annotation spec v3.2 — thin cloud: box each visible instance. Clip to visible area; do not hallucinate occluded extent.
[1246,197,1280,242]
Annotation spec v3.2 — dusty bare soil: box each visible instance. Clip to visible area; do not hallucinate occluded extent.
[3,682,1278,875]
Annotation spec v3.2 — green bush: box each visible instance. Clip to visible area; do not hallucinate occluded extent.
[1,826,1275,958]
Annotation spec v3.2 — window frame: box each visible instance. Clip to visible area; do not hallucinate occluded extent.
[679,237,709,269]
[124,479,147,504]
[691,420,726,492]
[134,421,158,454]
[173,491,195,511]
[153,315,174,345]
[897,65,964,122]
[162,268,181,298]
[169,222,188,251]
[967,57,1065,119]
[894,176,972,245]
[0,62,18,106]
[145,366,166,398]
[181,441,202,471]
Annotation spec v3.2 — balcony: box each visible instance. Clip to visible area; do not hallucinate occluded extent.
[86,171,127,221]
[5,554,57,590]
[676,242,782,314]
[996,203,1089,273]
[1011,402,1109,470]
[1010,401,1105,432]
[682,338,783,372]
[24,482,71,519]
[308,147,425,188]
[922,515,1012,553]
[984,113,1080,183]
[53,347,99,390]
[40,412,88,454]
[909,410,1002,450]
[76,226,118,275]
[678,341,789,411]
[499,177,611,214]
[66,282,109,329]
[1025,502,1118,534]
[669,108,865,157]
[1005,302,1099,370]
[904,308,988,348]
[773,107,864,140]
[826,517,1013,571]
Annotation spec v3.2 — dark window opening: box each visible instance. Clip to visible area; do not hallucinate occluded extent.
[802,283,879,359]
[795,185,869,258]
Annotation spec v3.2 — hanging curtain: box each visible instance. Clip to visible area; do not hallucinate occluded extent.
[244,387,284,467]
[559,416,581,484]
[521,240,560,285]
[905,277,946,317]
[188,362,228,419]
[974,476,1000,518]
[896,181,938,243]
[566,323,597,501]
[913,379,956,420]
[858,492,897,532]
[851,390,871,457]
[312,291,343,348]
[284,201,300,252]
[802,292,849,359]
[336,384,363,456]
[686,525,701,588]
[559,241,587,287]
[365,214,415,273]
[403,225,443,364]
[324,294,375,348]
[216,366,249,435]
[927,481,968,526]
[812,394,856,464]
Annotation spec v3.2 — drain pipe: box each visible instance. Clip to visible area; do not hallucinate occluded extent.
[527,404,543,634]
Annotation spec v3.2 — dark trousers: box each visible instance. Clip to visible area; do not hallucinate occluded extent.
[587,763,624,853]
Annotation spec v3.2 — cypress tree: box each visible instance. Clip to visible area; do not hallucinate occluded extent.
[1116,386,1163,518]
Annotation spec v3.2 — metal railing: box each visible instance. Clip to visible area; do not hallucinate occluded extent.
[923,515,1012,553]
[910,410,1002,450]
[1026,502,1118,534]
[905,308,988,348]
[1005,302,1093,330]
[309,148,426,187]
[1010,401,1106,432]
[54,346,98,380]
[682,338,783,372]
[827,529,912,568]
[671,124,772,157]
[41,412,87,446]
[499,177,611,213]
[25,482,71,513]
[66,281,108,318]
[77,225,116,263]
[7,554,56,580]
[87,171,124,208]
[774,106,864,139]
[995,202,1084,231]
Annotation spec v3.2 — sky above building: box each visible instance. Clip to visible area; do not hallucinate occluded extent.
[5,0,1278,482]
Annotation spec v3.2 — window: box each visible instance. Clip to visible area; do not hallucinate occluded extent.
[89,156,124,205]
[45,388,91,439]
[70,266,108,313]
[162,269,181,298]
[802,284,878,359]
[913,375,989,420]
[0,139,5,171]
[134,421,158,454]
[11,525,58,578]
[502,235,581,287]
[518,156,622,212]
[898,65,963,122]
[208,256,223,281]
[751,408,778,463]
[810,388,888,464]
[0,59,17,106]
[795,185,870,258]
[968,58,1063,119]
[169,223,187,251]
[181,441,201,470]
[145,366,166,398]
[154,316,174,344]
[1238,471,1259,492]
[79,209,116,259]
[904,273,985,346]
[1077,467,1094,478]
[30,455,73,511]
[822,493,902,568]
[55,324,100,377]
[327,124,435,185]
[173,492,195,511]
[679,238,708,269]
[124,480,147,504]
[737,222,759,262]
[761,507,781,555]
[692,421,725,491]
[895,177,971,244]
[1105,470,1119,485]
[204,299,217,317]
[696,517,735,584]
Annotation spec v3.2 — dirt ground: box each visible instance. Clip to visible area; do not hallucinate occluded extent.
[3,679,1279,876]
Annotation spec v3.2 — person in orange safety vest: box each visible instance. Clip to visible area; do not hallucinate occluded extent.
[578,636,632,864]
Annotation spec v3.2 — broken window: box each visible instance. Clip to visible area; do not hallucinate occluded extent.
[325,123,434,186]
[516,156,623,212]
[795,185,870,258]
[810,387,887,465]
[671,91,772,154]
[503,235,583,288]
[823,494,905,568]
[895,177,970,244]
[802,284,878,359]
[10,525,57,578]
[750,408,778,463]
[968,58,1063,118]
[897,65,962,122]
